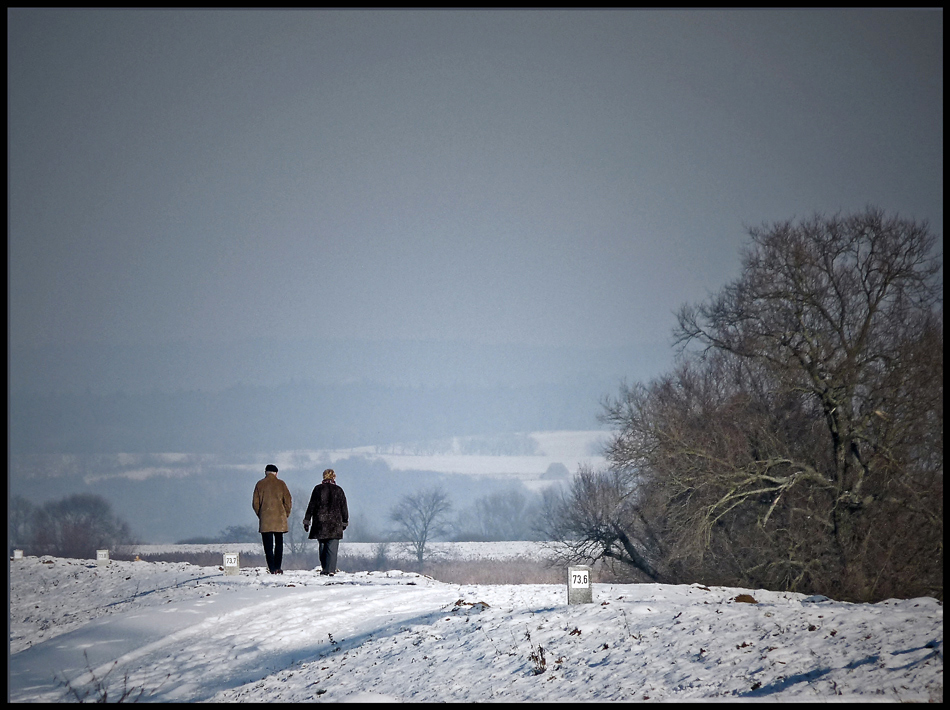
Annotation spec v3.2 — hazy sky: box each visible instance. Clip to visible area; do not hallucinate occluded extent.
[8,9,943,356]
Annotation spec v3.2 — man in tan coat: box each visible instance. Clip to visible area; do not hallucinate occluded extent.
[252,464,292,574]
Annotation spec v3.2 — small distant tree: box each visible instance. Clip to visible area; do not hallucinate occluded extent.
[30,494,136,559]
[283,487,313,556]
[456,487,536,541]
[344,512,385,542]
[541,462,570,480]
[389,486,453,568]
[535,465,667,582]
[9,495,36,552]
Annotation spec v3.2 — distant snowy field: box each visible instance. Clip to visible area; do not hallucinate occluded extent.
[12,430,610,484]
[275,429,610,492]
[9,554,943,703]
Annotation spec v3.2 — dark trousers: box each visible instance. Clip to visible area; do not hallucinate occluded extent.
[318,538,339,575]
[261,532,283,573]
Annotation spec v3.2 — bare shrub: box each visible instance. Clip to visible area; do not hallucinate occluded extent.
[529,644,547,675]
[56,649,170,703]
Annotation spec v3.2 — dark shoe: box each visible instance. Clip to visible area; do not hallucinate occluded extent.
[276,569,283,575]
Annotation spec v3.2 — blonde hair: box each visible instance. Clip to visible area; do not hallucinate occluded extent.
[323,468,336,482]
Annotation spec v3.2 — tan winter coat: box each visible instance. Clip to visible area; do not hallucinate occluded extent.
[252,472,292,533]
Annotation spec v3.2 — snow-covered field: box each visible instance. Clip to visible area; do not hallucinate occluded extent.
[9,554,942,703]
[274,429,610,494]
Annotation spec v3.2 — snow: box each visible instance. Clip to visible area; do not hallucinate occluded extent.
[285,429,608,475]
[9,552,942,702]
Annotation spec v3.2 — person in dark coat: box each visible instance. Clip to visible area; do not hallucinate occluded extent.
[252,464,292,574]
[303,468,348,576]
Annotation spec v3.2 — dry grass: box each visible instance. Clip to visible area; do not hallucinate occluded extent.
[112,550,319,571]
[414,559,563,584]
[111,549,565,584]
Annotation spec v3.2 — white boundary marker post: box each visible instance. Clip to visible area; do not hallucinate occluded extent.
[568,565,593,605]
[96,549,110,567]
[223,552,240,576]
[13,549,24,559]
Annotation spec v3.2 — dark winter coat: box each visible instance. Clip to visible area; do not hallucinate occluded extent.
[303,481,349,540]
[252,472,292,533]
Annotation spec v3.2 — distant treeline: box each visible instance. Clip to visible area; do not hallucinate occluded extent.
[9,452,553,544]
[9,379,606,454]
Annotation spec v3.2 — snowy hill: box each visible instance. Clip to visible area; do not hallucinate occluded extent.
[9,553,942,702]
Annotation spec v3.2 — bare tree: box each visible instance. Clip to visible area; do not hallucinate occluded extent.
[563,208,941,601]
[30,494,137,559]
[283,486,312,556]
[9,495,36,552]
[389,486,453,568]
[536,465,667,582]
[600,352,836,591]
[671,208,942,600]
[456,487,536,541]
[341,512,385,542]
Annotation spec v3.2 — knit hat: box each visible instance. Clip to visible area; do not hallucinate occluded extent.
[265,464,278,473]
[322,468,336,482]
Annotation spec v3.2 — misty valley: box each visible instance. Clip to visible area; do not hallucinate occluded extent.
[9,430,607,545]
